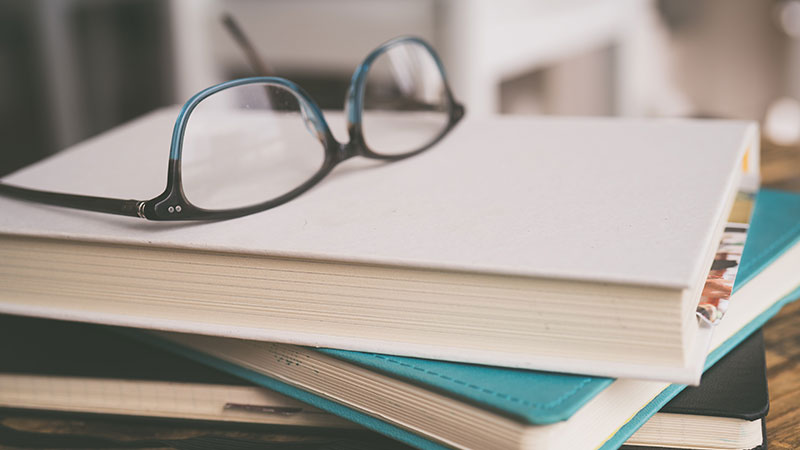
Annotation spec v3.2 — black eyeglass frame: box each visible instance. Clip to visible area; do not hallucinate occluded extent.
[0,36,465,221]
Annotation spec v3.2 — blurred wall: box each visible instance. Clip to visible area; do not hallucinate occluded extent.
[0,0,173,176]
[660,0,789,119]
[3,0,800,178]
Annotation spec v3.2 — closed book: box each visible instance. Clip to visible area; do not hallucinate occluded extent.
[0,314,352,429]
[623,329,768,450]
[0,109,756,381]
[133,189,800,450]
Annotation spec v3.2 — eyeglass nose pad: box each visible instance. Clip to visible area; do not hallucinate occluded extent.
[343,85,357,131]
[299,103,321,141]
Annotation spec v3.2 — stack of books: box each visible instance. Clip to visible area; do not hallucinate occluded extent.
[1,109,799,449]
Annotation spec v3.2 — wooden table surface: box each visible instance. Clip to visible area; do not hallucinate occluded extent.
[763,285,800,449]
[759,138,800,450]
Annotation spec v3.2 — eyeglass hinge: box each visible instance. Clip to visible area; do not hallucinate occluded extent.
[136,201,147,219]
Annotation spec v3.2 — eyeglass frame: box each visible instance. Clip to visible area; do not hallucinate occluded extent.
[0,36,465,221]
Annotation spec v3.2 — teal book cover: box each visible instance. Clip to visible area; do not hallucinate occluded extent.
[133,188,800,450]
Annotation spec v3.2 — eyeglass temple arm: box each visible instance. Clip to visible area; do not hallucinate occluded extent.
[221,13,275,76]
[0,182,145,218]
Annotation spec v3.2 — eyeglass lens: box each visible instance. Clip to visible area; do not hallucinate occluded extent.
[180,83,326,210]
[362,41,450,155]
[180,41,451,211]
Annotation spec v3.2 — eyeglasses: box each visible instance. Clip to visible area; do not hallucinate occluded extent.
[0,36,464,221]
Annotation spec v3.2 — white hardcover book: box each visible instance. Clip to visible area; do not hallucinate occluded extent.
[0,108,756,382]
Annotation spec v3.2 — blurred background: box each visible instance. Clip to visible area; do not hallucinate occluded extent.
[2,0,800,188]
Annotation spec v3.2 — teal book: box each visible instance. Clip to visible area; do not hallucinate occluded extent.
[133,189,800,450]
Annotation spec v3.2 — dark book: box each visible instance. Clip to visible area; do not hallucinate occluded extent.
[0,314,352,429]
[622,328,768,450]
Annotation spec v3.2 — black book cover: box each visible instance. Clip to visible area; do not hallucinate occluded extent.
[0,314,247,384]
[664,329,768,421]
[622,328,768,450]
[0,315,412,449]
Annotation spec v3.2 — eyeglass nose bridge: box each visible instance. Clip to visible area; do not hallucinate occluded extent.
[452,103,465,122]
[336,141,360,162]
